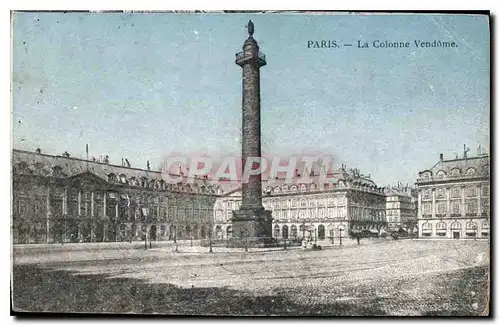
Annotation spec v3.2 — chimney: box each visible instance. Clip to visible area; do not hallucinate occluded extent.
[439,153,443,161]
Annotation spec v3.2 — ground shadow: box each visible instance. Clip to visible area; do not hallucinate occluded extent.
[12,264,387,316]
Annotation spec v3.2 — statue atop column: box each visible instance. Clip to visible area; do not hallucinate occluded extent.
[247,20,254,37]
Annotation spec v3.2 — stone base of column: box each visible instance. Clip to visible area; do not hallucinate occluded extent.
[229,207,274,247]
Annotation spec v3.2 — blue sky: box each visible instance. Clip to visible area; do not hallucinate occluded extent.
[12,12,490,186]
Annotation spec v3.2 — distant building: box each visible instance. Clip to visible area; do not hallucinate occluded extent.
[385,185,417,233]
[12,149,219,244]
[415,150,490,239]
[213,167,387,245]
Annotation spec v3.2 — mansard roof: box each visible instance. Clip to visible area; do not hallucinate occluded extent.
[419,155,490,177]
[12,149,221,194]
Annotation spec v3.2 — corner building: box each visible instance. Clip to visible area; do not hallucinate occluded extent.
[415,153,490,239]
[385,186,417,233]
[214,167,387,245]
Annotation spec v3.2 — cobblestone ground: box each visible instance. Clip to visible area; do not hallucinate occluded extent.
[12,240,490,316]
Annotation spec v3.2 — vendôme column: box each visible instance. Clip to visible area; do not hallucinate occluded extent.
[231,20,273,247]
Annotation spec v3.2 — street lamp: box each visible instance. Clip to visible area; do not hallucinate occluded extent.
[339,228,343,246]
[474,225,478,241]
[209,229,213,253]
[174,226,179,253]
[62,219,66,245]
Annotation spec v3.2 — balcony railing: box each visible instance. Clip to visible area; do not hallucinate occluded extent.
[235,51,266,66]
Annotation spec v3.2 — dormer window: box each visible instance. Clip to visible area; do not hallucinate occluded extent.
[107,173,117,183]
[466,168,476,176]
[436,170,446,179]
[52,165,63,177]
[119,174,127,184]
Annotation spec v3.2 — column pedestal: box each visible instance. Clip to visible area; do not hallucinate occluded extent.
[228,207,274,247]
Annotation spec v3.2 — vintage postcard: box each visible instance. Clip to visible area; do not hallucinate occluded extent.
[11,11,490,316]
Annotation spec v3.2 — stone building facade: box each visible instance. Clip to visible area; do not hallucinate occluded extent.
[415,152,490,239]
[385,186,417,233]
[213,167,387,245]
[12,149,219,244]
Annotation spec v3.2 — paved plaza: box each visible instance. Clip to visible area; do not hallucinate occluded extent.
[12,240,489,316]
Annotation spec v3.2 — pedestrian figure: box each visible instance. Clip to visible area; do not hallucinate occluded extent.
[356,234,360,245]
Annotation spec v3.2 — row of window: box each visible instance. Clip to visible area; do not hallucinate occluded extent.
[107,173,221,194]
[421,166,488,179]
[264,181,381,195]
[14,198,213,221]
[421,221,489,231]
[218,197,349,211]
[421,199,489,215]
[422,185,489,200]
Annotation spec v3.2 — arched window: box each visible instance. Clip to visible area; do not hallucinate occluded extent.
[318,224,325,240]
[299,224,306,238]
[466,222,477,230]
[300,184,307,192]
[450,168,461,177]
[274,225,280,238]
[436,222,446,230]
[274,187,281,194]
[436,170,446,179]
[282,225,289,239]
[108,173,117,183]
[226,226,233,239]
[466,168,476,176]
[215,225,222,240]
[119,174,128,184]
[451,222,462,230]
[291,225,297,239]
[436,222,447,236]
